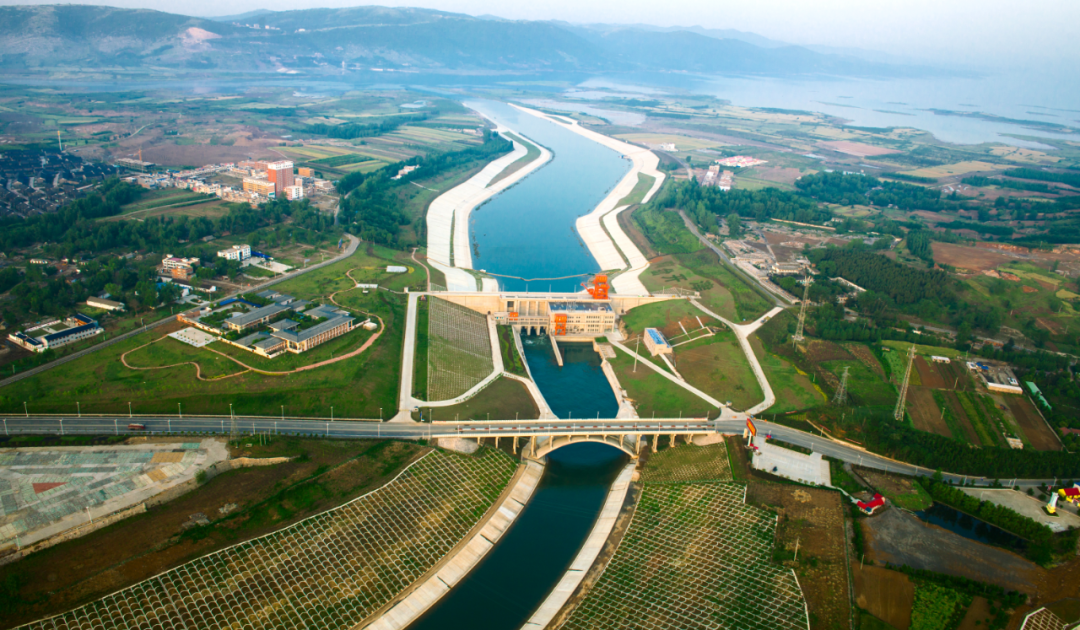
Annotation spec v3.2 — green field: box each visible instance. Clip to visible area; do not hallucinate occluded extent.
[422,377,538,422]
[309,153,372,167]
[616,173,657,207]
[607,348,717,418]
[822,359,897,408]
[750,336,823,413]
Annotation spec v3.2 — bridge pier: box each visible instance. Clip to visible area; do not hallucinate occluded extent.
[511,436,517,455]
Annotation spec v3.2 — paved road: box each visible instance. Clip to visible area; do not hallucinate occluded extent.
[0,414,1058,487]
[0,235,360,390]
[677,209,792,307]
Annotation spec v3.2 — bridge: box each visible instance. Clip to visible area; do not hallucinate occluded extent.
[0,414,1054,488]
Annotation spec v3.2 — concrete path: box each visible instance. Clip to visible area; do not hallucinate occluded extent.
[424,126,551,292]
[691,300,782,416]
[512,105,663,296]
[521,462,636,629]
[366,460,545,630]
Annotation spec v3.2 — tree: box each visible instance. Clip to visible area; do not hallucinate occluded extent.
[726,212,742,238]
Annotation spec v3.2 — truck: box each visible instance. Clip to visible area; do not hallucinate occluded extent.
[127,423,146,431]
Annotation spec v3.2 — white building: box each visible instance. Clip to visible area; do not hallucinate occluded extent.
[284,185,304,201]
[217,244,252,261]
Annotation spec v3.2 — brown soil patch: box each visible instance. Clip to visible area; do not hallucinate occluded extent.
[751,165,805,185]
[914,357,948,390]
[845,343,886,379]
[956,596,993,630]
[819,140,902,157]
[805,340,853,363]
[1006,395,1062,451]
[931,243,1015,272]
[1036,317,1065,335]
[1022,285,1039,293]
[854,564,914,630]
[908,387,951,438]
[748,484,851,630]
[940,391,982,444]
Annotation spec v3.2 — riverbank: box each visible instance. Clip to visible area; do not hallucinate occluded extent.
[364,458,544,629]
[511,104,664,296]
[425,127,551,292]
[521,461,636,629]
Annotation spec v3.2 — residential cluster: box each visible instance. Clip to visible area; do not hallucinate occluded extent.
[702,164,734,190]
[715,155,768,168]
[176,289,375,358]
[119,159,337,206]
[7,313,102,353]
[0,150,118,218]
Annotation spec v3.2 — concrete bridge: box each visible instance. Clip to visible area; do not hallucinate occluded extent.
[455,427,709,460]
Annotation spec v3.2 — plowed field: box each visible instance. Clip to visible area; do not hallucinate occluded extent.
[908,387,951,438]
[1007,395,1062,451]
[854,564,914,630]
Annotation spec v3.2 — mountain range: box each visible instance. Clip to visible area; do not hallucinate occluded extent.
[0,4,937,78]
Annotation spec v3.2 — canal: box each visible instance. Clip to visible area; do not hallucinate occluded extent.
[409,104,631,628]
[464,99,631,292]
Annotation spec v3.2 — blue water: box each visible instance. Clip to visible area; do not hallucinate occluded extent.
[463,100,631,292]
[406,443,628,630]
[520,336,620,420]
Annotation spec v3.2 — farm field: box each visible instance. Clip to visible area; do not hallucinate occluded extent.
[900,161,1005,179]
[426,297,494,401]
[1005,395,1062,451]
[11,448,516,630]
[748,483,851,630]
[559,479,807,630]
[854,565,915,630]
[640,441,731,484]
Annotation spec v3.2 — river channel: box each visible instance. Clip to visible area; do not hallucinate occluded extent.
[464,99,631,293]
[409,104,631,628]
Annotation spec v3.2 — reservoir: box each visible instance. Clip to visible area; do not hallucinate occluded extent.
[464,99,631,293]
[915,502,1027,552]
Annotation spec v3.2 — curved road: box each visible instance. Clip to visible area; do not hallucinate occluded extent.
[0,414,1056,487]
[0,235,360,390]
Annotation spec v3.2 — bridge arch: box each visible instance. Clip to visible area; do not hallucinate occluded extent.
[532,434,639,459]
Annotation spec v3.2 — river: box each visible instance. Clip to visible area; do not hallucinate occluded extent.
[463,99,631,293]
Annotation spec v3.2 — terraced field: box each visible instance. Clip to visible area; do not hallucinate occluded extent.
[561,444,807,630]
[17,449,516,630]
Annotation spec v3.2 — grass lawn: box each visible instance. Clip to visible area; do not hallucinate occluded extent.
[822,359,897,409]
[675,332,763,410]
[422,377,538,421]
[749,336,823,414]
[882,340,965,359]
[678,249,773,322]
[620,299,711,336]
[498,326,528,377]
[0,247,420,419]
[608,348,718,418]
[616,173,656,207]
[641,255,738,320]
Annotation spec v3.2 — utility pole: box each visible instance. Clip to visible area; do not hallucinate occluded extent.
[229,403,238,443]
[894,344,916,421]
[792,273,811,345]
[833,366,849,406]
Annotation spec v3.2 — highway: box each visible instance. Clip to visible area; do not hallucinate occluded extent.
[0,235,360,390]
[0,414,1058,488]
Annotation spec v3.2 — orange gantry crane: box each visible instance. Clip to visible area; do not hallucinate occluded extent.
[583,274,609,300]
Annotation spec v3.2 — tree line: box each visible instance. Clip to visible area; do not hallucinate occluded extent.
[303,113,430,140]
[794,171,948,211]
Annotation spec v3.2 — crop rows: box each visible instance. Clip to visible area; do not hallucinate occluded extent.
[427,297,494,401]
[560,482,807,630]
[19,449,516,630]
[640,442,732,484]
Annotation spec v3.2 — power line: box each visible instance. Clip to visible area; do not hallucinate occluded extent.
[833,366,849,406]
[792,273,811,344]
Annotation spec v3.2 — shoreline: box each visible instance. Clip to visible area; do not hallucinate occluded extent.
[511,104,665,296]
[425,125,552,292]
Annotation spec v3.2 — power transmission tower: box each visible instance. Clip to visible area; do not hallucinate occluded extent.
[833,366,849,405]
[792,273,811,344]
[894,344,916,421]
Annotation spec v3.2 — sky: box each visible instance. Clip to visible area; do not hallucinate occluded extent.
[9,0,1080,69]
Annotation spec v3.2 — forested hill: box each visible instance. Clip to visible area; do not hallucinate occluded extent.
[0,4,922,76]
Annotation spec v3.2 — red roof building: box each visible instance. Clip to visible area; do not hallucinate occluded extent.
[857,493,886,515]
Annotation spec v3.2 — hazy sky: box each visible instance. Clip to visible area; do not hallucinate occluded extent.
[12,0,1080,68]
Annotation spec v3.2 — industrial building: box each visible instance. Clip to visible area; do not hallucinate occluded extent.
[7,314,101,352]
[217,244,252,261]
[969,362,1024,394]
[86,296,125,311]
[643,328,673,356]
[116,158,155,173]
